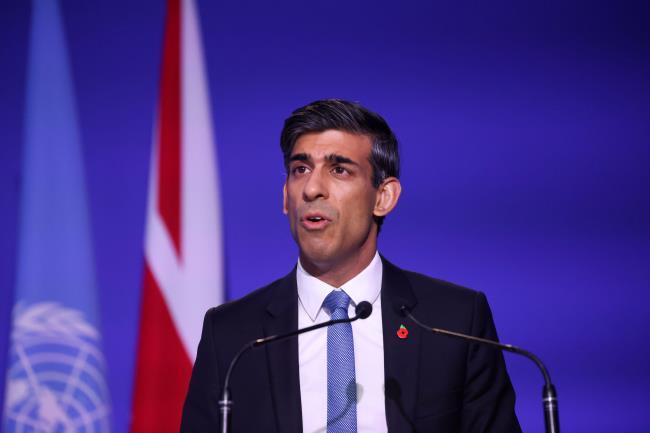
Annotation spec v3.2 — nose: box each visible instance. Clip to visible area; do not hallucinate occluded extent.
[302,167,328,202]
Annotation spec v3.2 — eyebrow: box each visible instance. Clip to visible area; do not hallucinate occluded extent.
[289,153,311,163]
[288,153,359,166]
[326,154,358,166]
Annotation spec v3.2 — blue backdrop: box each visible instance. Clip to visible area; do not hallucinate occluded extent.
[1,1,649,432]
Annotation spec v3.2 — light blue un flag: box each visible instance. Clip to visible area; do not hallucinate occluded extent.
[2,1,111,432]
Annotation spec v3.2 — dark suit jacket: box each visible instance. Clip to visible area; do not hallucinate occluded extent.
[180,257,521,433]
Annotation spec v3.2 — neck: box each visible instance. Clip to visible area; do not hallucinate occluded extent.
[300,242,377,288]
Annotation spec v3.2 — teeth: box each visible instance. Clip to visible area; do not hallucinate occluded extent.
[308,216,323,222]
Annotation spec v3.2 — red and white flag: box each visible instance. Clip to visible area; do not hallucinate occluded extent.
[131,0,223,431]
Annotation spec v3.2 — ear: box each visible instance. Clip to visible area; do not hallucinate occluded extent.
[373,177,401,218]
[282,181,288,215]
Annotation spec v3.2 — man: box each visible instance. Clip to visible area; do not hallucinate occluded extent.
[181,100,521,433]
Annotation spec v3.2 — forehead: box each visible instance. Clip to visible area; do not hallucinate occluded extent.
[291,130,372,161]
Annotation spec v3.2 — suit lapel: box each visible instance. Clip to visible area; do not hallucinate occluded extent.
[263,270,303,433]
[381,257,421,432]
[261,259,421,432]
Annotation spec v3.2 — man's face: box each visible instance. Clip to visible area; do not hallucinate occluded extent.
[283,130,380,269]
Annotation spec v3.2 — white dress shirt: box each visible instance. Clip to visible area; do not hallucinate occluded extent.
[297,252,388,433]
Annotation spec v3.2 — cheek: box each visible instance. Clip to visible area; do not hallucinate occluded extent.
[338,191,376,226]
[285,188,300,215]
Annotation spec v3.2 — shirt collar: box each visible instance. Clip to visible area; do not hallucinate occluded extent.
[297,251,383,322]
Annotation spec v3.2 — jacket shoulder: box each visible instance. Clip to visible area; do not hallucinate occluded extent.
[402,268,480,302]
[204,268,296,327]
[382,255,480,304]
[385,260,487,332]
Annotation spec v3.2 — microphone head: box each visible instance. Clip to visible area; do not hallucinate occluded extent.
[355,301,373,319]
[399,305,410,316]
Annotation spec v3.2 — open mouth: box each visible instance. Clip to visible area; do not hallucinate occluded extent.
[300,213,331,230]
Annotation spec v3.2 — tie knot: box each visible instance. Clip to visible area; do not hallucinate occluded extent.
[323,290,351,314]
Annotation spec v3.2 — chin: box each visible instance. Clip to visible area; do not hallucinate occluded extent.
[300,247,334,266]
[298,240,337,267]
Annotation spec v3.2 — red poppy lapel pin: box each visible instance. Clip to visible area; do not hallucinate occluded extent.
[397,324,409,339]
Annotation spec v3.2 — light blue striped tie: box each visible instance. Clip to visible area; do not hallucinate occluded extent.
[323,290,357,433]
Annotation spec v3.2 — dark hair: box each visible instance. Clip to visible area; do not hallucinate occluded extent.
[280,99,400,229]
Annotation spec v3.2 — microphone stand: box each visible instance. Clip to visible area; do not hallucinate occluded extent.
[219,302,372,433]
[402,306,559,433]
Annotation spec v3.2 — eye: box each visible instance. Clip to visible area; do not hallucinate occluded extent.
[291,165,310,176]
[331,166,349,176]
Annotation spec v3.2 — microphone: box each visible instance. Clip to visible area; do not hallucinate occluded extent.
[401,305,559,433]
[219,300,373,433]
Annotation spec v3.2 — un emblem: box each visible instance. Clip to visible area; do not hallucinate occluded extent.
[3,302,110,433]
